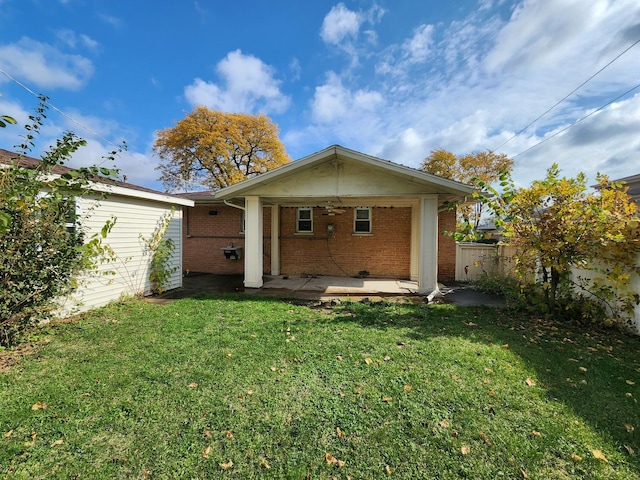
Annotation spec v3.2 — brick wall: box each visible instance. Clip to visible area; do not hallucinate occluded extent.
[279,206,412,278]
[182,204,457,282]
[182,205,272,274]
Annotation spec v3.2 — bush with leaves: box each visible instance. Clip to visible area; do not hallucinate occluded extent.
[0,100,119,346]
[476,164,640,327]
[140,209,177,295]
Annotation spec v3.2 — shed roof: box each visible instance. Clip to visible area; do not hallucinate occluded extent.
[0,149,193,207]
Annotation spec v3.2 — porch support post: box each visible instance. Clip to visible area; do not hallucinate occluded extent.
[271,204,280,276]
[244,196,263,288]
[418,195,439,296]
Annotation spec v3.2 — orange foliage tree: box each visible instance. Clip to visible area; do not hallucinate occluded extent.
[154,107,290,191]
[421,149,514,237]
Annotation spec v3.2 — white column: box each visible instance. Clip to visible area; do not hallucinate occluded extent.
[271,204,280,276]
[418,195,439,296]
[244,196,263,288]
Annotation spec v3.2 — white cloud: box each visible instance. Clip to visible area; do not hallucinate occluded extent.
[56,30,99,51]
[0,37,93,90]
[184,50,290,114]
[289,0,640,190]
[320,3,363,45]
[311,72,383,124]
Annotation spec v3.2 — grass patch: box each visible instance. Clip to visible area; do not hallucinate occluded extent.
[1,295,639,478]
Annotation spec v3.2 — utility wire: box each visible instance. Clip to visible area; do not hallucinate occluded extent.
[492,38,640,152]
[0,68,126,167]
[512,82,640,159]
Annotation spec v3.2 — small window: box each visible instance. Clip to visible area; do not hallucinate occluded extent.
[297,207,313,232]
[354,207,371,233]
[63,198,78,234]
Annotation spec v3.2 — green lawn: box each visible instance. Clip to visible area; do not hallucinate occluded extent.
[1,295,639,479]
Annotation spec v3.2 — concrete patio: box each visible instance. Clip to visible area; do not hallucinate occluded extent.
[154,273,505,307]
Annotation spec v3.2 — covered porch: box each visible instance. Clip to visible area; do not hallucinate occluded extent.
[213,146,476,296]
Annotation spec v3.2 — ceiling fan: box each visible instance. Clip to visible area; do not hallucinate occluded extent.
[323,201,346,215]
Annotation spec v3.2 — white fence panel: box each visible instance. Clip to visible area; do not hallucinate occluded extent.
[455,243,517,282]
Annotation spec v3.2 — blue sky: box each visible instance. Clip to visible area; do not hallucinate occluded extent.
[1,0,639,192]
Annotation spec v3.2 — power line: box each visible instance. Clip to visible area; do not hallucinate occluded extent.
[492,37,640,152]
[512,82,640,159]
[0,68,126,167]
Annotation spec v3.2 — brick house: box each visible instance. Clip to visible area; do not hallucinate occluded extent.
[179,145,475,295]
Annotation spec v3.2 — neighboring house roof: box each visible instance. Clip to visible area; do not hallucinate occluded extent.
[0,148,193,207]
[614,173,640,204]
[213,145,476,206]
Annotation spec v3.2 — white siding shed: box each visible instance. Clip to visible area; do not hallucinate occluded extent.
[57,183,193,316]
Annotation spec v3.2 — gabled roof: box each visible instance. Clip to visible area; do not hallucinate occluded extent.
[214,145,476,204]
[0,149,193,207]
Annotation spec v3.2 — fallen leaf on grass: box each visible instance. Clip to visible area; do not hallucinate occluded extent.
[270,366,277,371]
[225,431,234,439]
[385,465,393,475]
[247,390,254,395]
[625,423,634,433]
[336,355,343,361]
[384,356,391,361]
[397,343,407,348]
[484,368,494,374]
[31,402,47,411]
[479,432,492,446]
[624,445,635,455]
[525,377,536,387]
[403,385,412,392]
[592,450,608,462]
[530,431,541,437]
[204,430,212,438]
[627,380,635,385]
[571,453,583,462]
[260,458,271,469]
[220,460,233,470]
[325,453,345,467]
[225,353,232,358]
[188,382,198,388]
[336,427,345,438]
[50,439,63,447]
[4,430,13,438]
[365,358,373,365]
[502,344,510,349]
[202,446,211,458]
[439,420,450,428]
[382,396,393,403]
[520,468,528,478]
[579,367,587,373]
[461,445,470,455]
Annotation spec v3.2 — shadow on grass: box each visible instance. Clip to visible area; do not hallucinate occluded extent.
[317,300,640,465]
[179,293,640,468]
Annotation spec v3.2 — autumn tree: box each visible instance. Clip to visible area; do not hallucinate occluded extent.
[154,107,290,192]
[421,149,513,237]
[477,164,640,324]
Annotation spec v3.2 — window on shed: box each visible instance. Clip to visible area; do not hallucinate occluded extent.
[297,207,313,232]
[354,207,371,233]
[64,197,79,234]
